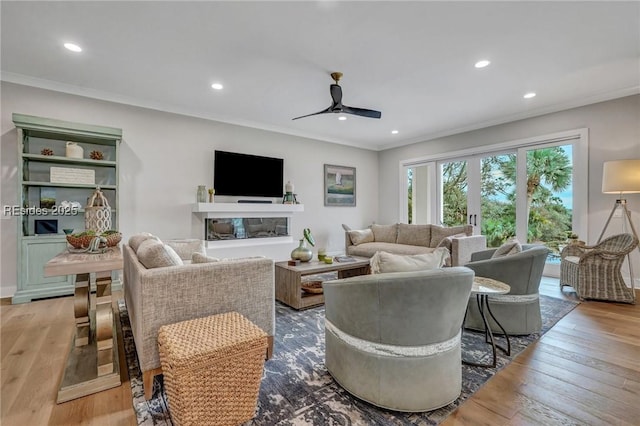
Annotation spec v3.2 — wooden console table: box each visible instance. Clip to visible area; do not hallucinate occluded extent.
[44,246,123,403]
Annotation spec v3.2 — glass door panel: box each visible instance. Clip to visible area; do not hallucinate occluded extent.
[441,160,468,227]
[480,154,517,247]
[521,145,573,257]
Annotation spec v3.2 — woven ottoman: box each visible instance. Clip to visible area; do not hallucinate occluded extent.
[158,312,268,426]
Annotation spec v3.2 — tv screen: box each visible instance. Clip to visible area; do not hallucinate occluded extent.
[214,150,284,198]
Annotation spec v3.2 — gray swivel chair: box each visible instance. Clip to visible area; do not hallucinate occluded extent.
[323,267,474,412]
[463,245,548,335]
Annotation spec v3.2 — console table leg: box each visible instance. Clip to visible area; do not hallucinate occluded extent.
[95,273,114,376]
[73,273,90,347]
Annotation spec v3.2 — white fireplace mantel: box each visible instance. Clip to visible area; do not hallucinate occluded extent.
[192,202,304,218]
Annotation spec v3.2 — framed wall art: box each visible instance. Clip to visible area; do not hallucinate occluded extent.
[324,164,356,206]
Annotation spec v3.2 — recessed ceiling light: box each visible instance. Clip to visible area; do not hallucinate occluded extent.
[338,116,347,121]
[523,92,536,99]
[391,130,399,135]
[64,43,82,52]
[211,83,223,90]
[474,60,490,68]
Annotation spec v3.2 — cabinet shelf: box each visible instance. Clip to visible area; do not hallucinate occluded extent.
[22,153,117,167]
[22,181,116,190]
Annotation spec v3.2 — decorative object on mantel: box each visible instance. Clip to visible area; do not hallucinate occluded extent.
[90,150,104,160]
[208,188,215,203]
[65,141,84,159]
[197,185,207,203]
[291,228,315,262]
[41,147,54,156]
[85,187,112,233]
[283,181,295,204]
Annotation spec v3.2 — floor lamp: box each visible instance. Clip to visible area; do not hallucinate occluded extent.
[599,159,640,293]
[599,159,640,246]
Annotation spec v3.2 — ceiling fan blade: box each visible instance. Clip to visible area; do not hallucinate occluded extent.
[330,84,342,106]
[342,105,382,119]
[292,106,332,120]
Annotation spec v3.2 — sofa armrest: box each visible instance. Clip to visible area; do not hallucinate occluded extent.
[451,235,487,266]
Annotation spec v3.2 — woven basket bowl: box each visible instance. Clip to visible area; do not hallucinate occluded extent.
[66,232,122,249]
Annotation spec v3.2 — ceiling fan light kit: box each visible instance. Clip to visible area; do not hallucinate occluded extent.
[292,72,382,121]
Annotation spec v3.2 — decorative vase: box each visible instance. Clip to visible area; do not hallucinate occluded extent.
[291,239,313,262]
[197,185,207,203]
[65,142,84,159]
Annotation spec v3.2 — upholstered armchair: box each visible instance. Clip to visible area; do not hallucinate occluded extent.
[123,238,275,399]
[463,245,548,335]
[323,267,474,412]
[560,233,638,304]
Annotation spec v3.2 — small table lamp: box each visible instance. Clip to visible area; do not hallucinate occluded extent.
[599,159,640,249]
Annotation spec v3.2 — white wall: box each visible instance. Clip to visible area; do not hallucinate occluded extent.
[0,82,379,298]
[378,94,640,283]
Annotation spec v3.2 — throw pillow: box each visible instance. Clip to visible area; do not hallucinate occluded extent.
[136,239,183,269]
[341,223,352,231]
[128,232,159,252]
[371,224,398,243]
[370,248,448,274]
[348,228,374,246]
[192,252,220,263]
[166,239,205,261]
[491,239,523,258]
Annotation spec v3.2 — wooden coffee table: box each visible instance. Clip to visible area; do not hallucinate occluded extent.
[275,256,370,309]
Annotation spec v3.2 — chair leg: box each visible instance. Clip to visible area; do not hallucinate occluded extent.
[143,367,162,400]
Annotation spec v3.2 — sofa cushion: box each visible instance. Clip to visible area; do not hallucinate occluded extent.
[128,232,159,252]
[347,242,435,258]
[136,239,183,269]
[430,225,472,248]
[396,224,431,247]
[192,252,220,263]
[370,248,448,274]
[371,224,398,243]
[348,228,375,246]
[491,238,523,258]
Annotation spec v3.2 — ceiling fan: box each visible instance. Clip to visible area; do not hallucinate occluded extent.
[292,72,382,120]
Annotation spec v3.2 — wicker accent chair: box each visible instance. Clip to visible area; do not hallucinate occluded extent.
[560,233,638,304]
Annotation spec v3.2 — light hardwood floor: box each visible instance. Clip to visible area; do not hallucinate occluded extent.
[1,280,639,425]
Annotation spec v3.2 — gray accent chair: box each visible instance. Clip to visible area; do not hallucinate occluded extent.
[323,267,474,412]
[464,245,548,335]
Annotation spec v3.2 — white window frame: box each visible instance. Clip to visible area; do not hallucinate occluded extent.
[399,128,589,243]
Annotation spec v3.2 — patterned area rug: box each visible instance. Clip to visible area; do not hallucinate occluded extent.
[119,294,578,425]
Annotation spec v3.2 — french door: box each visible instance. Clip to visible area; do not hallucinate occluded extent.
[404,130,587,275]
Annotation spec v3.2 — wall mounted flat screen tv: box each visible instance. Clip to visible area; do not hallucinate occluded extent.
[214,150,284,198]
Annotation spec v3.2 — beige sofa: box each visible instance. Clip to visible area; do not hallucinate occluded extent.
[123,236,275,400]
[345,223,486,266]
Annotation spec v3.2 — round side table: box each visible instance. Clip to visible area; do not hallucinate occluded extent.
[462,276,511,368]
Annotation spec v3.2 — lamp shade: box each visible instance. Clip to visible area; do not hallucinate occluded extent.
[602,160,640,194]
